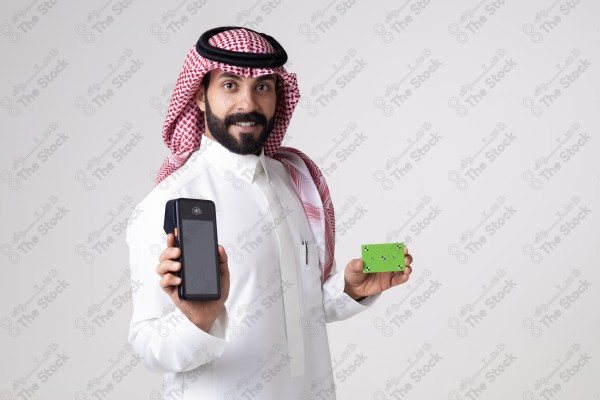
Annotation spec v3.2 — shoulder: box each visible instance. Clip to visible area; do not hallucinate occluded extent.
[126,154,208,242]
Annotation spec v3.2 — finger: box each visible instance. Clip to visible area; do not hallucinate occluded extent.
[217,245,230,280]
[159,273,181,289]
[156,260,181,276]
[404,265,412,276]
[405,253,413,266]
[379,271,396,290]
[391,272,409,286]
[166,233,175,248]
[404,245,409,255]
[217,245,230,300]
[217,244,228,265]
[159,245,180,262]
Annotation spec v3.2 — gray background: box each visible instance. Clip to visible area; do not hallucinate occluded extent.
[1,0,599,398]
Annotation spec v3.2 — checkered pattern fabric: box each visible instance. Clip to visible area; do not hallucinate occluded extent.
[155,28,335,281]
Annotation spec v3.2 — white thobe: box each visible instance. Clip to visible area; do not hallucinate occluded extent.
[126,137,380,399]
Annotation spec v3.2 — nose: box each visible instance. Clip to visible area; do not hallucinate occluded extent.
[235,86,259,113]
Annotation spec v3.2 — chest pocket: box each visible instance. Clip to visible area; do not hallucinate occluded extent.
[297,242,323,316]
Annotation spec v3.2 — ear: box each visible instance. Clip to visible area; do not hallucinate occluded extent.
[194,85,206,113]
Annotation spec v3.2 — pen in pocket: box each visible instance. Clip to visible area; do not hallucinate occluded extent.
[302,240,308,265]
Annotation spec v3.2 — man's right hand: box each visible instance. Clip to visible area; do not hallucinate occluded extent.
[156,233,230,333]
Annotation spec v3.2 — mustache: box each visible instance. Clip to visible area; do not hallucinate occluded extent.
[225,112,267,126]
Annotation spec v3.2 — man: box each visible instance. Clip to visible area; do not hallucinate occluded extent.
[127,26,413,399]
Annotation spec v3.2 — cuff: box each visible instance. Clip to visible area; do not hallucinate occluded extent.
[172,307,229,367]
[323,272,380,322]
[356,292,382,308]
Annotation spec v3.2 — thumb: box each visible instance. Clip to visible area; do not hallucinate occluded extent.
[217,245,229,271]
[217,244,228,265]
[348,258,364,274]
[217,245,230,300]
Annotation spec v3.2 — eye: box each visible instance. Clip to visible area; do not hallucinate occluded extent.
[256,83,272,92]
[223,81,237,90]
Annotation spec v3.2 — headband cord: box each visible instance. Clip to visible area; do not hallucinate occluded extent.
[196,26,288,68]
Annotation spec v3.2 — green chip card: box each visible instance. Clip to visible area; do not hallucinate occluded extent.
[361,242,406,273]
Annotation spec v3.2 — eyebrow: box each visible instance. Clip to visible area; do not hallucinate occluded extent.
[217,72,276,82]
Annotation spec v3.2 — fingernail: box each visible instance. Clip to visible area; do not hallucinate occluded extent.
[173,262,180,268]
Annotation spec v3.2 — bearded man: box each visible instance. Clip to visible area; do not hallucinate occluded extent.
[127,26,414,399]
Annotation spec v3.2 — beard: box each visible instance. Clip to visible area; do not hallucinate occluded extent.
[204,95,276,155]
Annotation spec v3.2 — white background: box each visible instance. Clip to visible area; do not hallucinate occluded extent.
[1,0,599,399]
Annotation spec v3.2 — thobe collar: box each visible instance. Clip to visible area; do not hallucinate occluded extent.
[199,137,270,183]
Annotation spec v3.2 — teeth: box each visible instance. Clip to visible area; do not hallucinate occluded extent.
[236,122,256,127]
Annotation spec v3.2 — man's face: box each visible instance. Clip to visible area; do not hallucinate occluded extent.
[195,69,278,155]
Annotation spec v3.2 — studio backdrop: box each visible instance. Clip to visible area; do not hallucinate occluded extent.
[1,0,599,399]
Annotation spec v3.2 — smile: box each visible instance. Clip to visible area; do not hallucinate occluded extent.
[234,122,257,127]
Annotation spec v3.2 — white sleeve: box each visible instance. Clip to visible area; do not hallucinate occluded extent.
[126,200,229,374]
[321,258,381,323]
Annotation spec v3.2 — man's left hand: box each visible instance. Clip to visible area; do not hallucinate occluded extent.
[343,245,413,301]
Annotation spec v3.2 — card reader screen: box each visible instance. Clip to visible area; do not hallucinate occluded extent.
[181,219,218,295]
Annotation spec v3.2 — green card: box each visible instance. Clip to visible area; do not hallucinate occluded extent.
[361,242,406,273]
